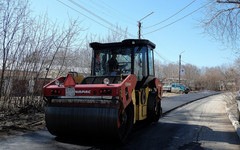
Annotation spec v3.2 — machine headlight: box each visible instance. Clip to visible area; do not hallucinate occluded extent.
[103,78,110,85]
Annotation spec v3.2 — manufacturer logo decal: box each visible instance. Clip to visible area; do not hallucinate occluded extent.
[125,82,131,86]
[75,90,91,94]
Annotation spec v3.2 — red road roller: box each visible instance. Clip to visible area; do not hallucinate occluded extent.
[43,39,163,142]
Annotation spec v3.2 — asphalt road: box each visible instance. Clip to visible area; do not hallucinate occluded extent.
[120,94,240,150]
[161,91,220,114]
[1,92,239,150]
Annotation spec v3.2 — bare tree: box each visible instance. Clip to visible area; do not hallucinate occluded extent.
[203,0,240,49]
[106,24,129,42]
[154,60,164,79]
[0,0,88,112]
[161,63,179,79]
[182,64,201,89]
[201,67,224,90]
[0,0,30,98]
[217,0,240,4]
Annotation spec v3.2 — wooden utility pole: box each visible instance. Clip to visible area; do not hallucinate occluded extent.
[179,54,181,83]
[179,51,184,83]
[138,12,154,39]
[138,21,141,39]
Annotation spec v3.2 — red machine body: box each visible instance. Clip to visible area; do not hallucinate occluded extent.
[43,74,137,109]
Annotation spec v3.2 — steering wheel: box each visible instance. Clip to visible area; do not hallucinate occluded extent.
[119,62,131,74]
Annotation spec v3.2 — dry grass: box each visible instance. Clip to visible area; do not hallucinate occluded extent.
[222,92,239,121]
[0,112,45,139]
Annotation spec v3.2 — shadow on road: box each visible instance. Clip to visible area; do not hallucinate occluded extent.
[53,121,240,150]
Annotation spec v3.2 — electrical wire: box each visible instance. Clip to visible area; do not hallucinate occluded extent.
[154,50,176,63]
[96,0,136,25]
[70,0,115,26]
[181,60,191,64]
[144,0,197,29]
[57,0,177,64]
[144,2,213,36]
[56,0,134,38]
[68,0,136,38]
[78,0,114,20]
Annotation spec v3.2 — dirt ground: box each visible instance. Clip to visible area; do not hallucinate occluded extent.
[0,111,45,139]
[162,92,181,98]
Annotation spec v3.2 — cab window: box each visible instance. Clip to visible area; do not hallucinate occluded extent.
[93,48,131,76]
[148,48,154,76]
[134,46,147,80]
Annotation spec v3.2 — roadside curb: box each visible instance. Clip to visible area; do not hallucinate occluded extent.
[226,106,240,139]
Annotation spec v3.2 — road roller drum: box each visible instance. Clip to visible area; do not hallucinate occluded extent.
[46,106,118,138]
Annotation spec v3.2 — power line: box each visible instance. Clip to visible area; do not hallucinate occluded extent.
[90,0,135,24]
[154,50,176,63]
[144,0,197,29]
[68,0,136,38]
[56,0,122,36]
[144,2,213,36]
[69,0,115,27]
[78,0,115,21]
[56,0,136,38]
[97,0,136,25]
[181,60,191,64]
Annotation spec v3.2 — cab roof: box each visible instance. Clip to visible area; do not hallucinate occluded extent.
[90,39,156,50]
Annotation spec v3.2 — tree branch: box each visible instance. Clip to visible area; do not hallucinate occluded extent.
[217,0,240,4]
[205,7,239,25]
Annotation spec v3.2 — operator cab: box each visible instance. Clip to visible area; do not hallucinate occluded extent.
[89,39,156,88]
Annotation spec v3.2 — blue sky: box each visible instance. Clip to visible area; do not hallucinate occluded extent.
[30,0,235,67]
